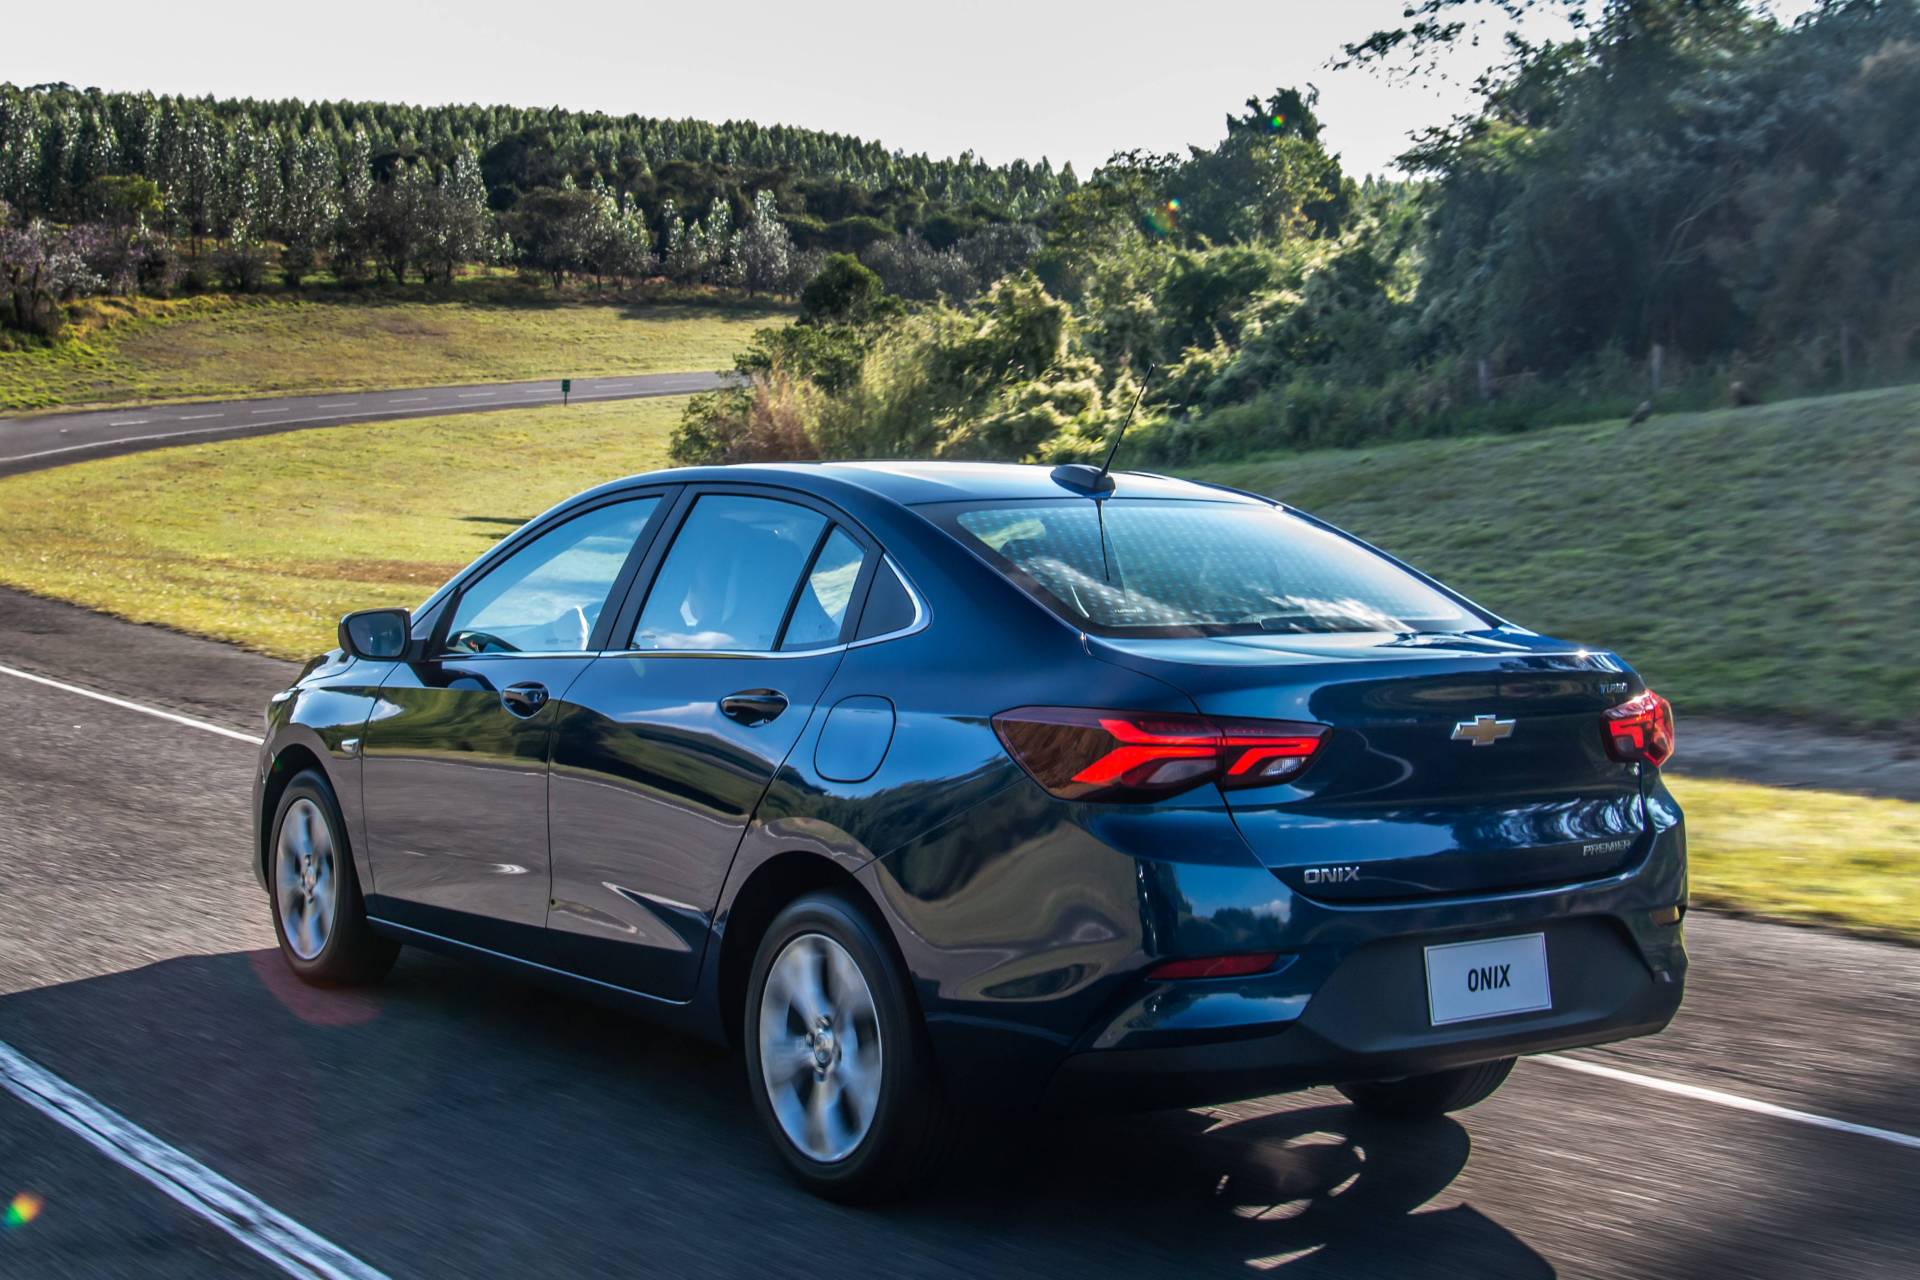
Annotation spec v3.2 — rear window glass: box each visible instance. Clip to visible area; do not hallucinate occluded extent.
[939,499,1481,636]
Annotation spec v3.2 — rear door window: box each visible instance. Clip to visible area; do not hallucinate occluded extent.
[632,494,844,652]
[937,498,1482,636]
[781,527,868,651]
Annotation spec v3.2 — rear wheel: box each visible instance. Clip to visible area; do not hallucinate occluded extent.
[269,769,398,986]
[744,890,952,1202]
[1337,1057,1516,1118]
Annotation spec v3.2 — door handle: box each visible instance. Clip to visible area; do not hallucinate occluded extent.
[501,681,550,717]
[720,689,788,726]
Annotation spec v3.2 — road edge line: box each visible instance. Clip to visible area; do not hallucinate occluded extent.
[0,662,262,745]
[0,1039,390,1280]
[1538,1053,1920,1152]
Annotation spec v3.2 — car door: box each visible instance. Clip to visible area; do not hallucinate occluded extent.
[359,492,670,950]
[546,487,880,999]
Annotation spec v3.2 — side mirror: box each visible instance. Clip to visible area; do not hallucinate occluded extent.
[338,608,413,661]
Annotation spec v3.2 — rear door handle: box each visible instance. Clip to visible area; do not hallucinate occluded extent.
[501,681,550,717]
[720,689,788,726]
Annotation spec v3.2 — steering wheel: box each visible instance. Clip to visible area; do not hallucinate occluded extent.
[448,630,518,654]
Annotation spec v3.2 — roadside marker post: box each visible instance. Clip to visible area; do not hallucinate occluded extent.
[562,378,571,406]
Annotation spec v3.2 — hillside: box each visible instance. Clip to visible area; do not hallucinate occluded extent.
[0,286,782,410]
[0,396,687,656]
[1190,385,1920,732]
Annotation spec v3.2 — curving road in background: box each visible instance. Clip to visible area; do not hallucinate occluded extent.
[0,588,1915,1279]
[0,369,729,478]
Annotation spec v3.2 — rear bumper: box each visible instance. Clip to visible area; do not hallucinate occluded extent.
[1045,914,1686,1111]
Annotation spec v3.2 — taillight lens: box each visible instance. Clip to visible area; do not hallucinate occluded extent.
[1603,689,1675,767]
[992,707,1326,802]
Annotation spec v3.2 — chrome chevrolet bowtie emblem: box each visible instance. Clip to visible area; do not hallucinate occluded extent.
[1452,714,1517,746]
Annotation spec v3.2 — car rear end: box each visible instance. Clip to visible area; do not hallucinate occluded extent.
[921,484,1687,1110]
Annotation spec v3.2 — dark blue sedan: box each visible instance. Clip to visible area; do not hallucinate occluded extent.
[254,461,1686,1200]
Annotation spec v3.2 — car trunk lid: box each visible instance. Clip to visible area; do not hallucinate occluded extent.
[1092,630,1651,901]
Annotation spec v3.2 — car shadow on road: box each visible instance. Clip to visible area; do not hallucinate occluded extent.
[0,948,1551,1279]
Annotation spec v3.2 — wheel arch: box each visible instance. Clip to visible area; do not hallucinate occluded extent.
[716,849,903,1050]
[258,742,329,880]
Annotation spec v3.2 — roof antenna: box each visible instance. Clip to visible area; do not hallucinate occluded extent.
[1051,370,1152,496]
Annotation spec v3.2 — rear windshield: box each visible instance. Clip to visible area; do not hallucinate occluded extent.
[935,498,1483,637]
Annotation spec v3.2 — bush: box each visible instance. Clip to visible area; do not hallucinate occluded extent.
[800,254,886,324]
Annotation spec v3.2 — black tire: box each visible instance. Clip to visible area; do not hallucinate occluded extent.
[1337,1057,1516,1119]
[743,889,953,1203]
[268,769,399,986]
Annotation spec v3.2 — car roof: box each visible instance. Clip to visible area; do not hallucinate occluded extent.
[585,460,1268,508]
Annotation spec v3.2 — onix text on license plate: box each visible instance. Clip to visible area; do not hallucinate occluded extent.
[1424,933,1552,1026]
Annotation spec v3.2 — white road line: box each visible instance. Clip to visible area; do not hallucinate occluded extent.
[0,1041,390,1280]
[107,418,150,426]
[457,392,492,398]
[1538,1054,1920,1152]
[177,412,226,421]
[0,663,261,745]
[251,408,290,416]
[315,402,356,409]
[390,395,429,402]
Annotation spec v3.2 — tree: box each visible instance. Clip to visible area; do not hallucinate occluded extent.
[278,132,339,287]
[419,144,492,283]
[737,188,794,294]
[367,158,432,283]
[1173,90,1350,244]
[799,253,885,323]
[0,213,101,335]
[332,129,374,284]
[508,185,597,286]
[215,119,276,290]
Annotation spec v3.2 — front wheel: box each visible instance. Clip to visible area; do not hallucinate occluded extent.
[743,890,953,1202]
[269,769,398,986]
[1337,1057,1516,1119]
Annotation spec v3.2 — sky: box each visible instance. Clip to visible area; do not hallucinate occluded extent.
[0,0,1810,179]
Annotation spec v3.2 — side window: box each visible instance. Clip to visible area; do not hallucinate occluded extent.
[445,498,659,654]
[632,495,827,652]
[855,561,918,640]
[781,527,868,651]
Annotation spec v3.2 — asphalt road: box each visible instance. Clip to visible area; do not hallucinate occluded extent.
[1,598,1917,1278]
[0,370,728,477]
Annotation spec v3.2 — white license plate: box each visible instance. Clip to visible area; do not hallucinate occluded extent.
[1424,933,1552,1026]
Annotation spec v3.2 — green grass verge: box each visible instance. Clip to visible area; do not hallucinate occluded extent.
[1673,776,1920,942]
[1188,384,1920,731]
[0,396,686,657]
[0,286,784,411]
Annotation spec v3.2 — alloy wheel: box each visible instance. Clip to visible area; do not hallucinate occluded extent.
[757,932,884,1163]
[275,797,338,961]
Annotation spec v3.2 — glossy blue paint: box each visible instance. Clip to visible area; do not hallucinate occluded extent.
[254,461,1687,1113]
[814,695,897,783]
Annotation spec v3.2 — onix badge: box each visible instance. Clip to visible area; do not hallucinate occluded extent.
[1451,714,1517,747]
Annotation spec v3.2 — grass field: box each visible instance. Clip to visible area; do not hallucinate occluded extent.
[0,396,686,656]
[1193,384,1920,732]
[0,286,784,411]
[1672,776,1920,942]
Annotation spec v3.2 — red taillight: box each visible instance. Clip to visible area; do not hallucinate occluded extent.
[1604,689,1675,768]
[992,707,1326,802]
[1147,952,1279,981]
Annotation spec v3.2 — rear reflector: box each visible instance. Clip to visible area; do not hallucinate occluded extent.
[1603,689,1676,768]
[1147,953,1279,981]
[992,707,1327,802]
